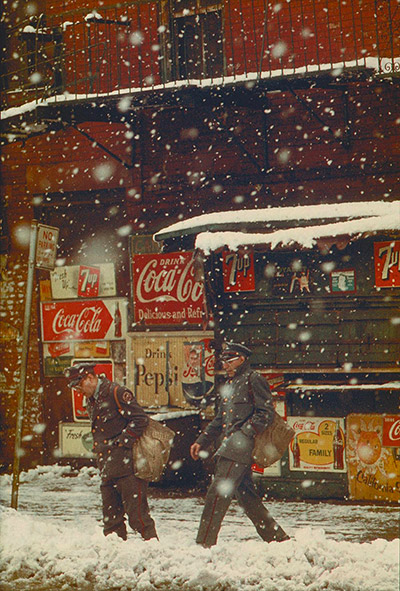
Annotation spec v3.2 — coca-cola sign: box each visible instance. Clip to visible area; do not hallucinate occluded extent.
[132,252,205,325]
[41,299,126,341]
[383,415,400,447]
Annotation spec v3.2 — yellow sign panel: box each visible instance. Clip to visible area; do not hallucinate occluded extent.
[127,332,214,409]
[347,414,400,503]
[74,342,110,358]
[287,417,346,472]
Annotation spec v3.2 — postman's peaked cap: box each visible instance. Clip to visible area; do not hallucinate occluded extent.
[221,342,252,358]
[64,363,96,387]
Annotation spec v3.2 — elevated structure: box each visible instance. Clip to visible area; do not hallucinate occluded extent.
[2,0,399,141]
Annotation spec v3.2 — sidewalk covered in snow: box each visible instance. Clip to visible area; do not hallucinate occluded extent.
[0,465,398,591]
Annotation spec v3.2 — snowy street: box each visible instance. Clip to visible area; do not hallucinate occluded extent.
[0,465,398,591]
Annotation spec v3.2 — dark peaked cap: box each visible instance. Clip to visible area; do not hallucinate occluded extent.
[221,342,252,358]
[64,363,96,388]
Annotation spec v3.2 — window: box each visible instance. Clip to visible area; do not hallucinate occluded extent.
[169,0,223,80]
[20,19,63,93]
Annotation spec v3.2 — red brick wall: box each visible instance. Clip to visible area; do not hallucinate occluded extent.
[36,0,400,95]
[221,0,396,77]
[24,122,134,193]
[45,0,161,93]
[137,81,400,216]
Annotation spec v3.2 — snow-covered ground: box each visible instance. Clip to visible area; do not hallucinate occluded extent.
[0,465,398,591]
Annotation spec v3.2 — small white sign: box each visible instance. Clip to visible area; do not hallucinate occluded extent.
[36,224,59,270]
[50,263,116,299]
[59,422,94,457]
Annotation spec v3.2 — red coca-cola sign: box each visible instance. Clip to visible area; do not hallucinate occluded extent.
[132,251,205,325]
[41,300,118,341]
[383,415,400,447]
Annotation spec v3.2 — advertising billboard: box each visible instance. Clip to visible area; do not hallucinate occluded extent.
[40,299,126,342]
[287,417,346,472]
[347,413,400,502]
[131,252,205,326]
[127,331,214,408]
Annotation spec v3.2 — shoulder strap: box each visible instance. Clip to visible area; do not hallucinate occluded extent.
[113,385,122,410]
[248,372,255,404]
[112,385,132,426]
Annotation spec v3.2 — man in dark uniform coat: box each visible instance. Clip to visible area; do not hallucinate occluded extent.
[190,343,290,547]
[65,363,157,541]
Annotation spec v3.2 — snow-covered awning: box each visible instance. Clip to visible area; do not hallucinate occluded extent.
[154,200,400,253]
[285,382,400,391]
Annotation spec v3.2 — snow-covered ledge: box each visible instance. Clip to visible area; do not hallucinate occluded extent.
[154,200,400,253]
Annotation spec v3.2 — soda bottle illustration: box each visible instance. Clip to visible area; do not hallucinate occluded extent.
[333,420,345,470]
[114,302,122,338]
[292,434,301,468]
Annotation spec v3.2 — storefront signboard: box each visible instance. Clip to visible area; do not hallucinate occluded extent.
[181,340,215,405]
[127,331,214,408]
[39,279,52,301]
[40,298,126,342]
[44,355,72,377]
[287,417,346,472]
[129,234,161,255]
[252,461,282,477]
[347,413,400,502]
[50,263,116,299]
[374,240,400,288]
[131,252,205,326]
[59,422,94,457]
[222,250,255,292]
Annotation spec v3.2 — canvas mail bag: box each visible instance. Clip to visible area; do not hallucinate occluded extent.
[248,374,295,468]
[112,386,175,482]
[132,418,175,482]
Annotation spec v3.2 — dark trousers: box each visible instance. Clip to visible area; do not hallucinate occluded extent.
[100,474,157,540]
[196,456,289,547]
